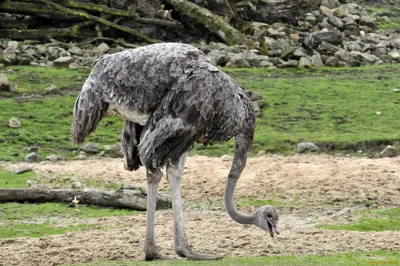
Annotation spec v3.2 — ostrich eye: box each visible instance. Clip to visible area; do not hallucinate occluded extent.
[267,214,272,218]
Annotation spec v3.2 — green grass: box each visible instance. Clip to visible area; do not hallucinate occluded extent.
[317,208,400,232]
[2,64,400,161]
[3,66,89,93]
[0,168,37,188]
[68,250,400,266]
[0,202,138,238]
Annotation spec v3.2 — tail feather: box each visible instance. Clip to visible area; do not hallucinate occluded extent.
[72,89,109,145]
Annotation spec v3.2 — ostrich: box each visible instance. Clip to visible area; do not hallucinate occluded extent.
[72,43,279,260]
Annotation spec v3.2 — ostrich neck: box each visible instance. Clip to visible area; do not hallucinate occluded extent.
[224,177,256,225]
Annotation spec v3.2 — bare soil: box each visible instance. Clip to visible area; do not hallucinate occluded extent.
[1,155,400,266]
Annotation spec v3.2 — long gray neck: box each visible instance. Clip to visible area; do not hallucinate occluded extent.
[223,134,256,225]
[224,177,256,225]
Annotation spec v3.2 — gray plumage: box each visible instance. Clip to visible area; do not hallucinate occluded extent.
[72,43,279,260]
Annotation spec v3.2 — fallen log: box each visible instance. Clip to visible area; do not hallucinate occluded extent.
[164,0,249,46]
[0,187,171,210]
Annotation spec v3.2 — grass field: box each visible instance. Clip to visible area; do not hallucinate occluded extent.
[1,64,400,162]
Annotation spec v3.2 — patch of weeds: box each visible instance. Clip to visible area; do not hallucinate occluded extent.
[316,208,400,232]
[68,250,400,266]
[0,202,140,238]
[0,168,37,188]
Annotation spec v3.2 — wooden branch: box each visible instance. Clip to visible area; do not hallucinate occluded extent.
[61,0,183,29]
[29,0,158,43]
[0,187,171,210]
[0,21,95,40]
[164,0,249,46]
[0,1,71,19]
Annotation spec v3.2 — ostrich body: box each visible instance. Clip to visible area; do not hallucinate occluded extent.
[72,43,279,260]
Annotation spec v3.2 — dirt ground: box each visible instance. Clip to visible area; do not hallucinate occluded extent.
[1,155,400,265]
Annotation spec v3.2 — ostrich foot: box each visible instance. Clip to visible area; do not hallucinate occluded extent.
[176,247,222,260]
[145,247,170,261]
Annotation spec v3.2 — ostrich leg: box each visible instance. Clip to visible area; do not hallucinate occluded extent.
[167,153,221,260]
[144,168,168,260]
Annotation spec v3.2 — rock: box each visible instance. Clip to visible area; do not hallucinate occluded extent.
[82,142,99,154]
[75,154,87,160]
[376,111,381,116]
[359,16,376,28]
[320,6,334,17]
[14,165,33,174]
[297,142,319,153]
[318,41,341,53]
[8,117,21,128]
[257,150,266,157]
[335,49,349,62]
[311,54,325,67]
[334,4,360,17]
[388,51,400,60]
[298,57,311,68]
[46,154,59,162]
[325,56,339,67]
[43,85,60,95]
[93,42,110,54]
[225,53,250,68]
[68,46,83,56]
[24,152,40,162]
[380,145,399,158]
[280,60,298,68]
[54,56,74,67]
[7,41,20,50]
[321,0,340,9]
[0,73,10,91]
[221,155,233,161]
[328,15,344,28]
[107,144,123,158]
[0,50,18,65]
[391,88,400,93]
[69,62,80,70]
[71,181,83,189]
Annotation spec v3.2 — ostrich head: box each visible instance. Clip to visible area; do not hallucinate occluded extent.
[254,205,279,237]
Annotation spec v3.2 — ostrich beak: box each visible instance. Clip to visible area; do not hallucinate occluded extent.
[267,222,280,238]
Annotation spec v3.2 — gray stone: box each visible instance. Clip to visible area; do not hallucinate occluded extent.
[246,90,263,101]
[68,46,83,56]
[14,165,33,174]
[69,62,81,70]
[71,181,83,189]
[280,60,298,68]
[297,142,319,153]
[46,154,59,162]
[207,50,228,66]
[75,154,87,160]
[321,0,340,9]
[334,4,360,17]
[391,88,400,93]
[225,53,250,68]
[82,142,99,154]
[328,15,344,28]
[257,150,266,157]
[7,41,20,50]
[320,6,333,17]
[325,56,339,67]
[380,145,399,158]
[221,155,233,161]
[298,57,311,68]
[54,56,74,66]
[388,51,400,60]
[0,73,10,91]
[360,16,376,28]
[318,41,340,53]
[335,49,349,62]
[107,144,123,158]
[93,42,110,54]
[43,85,60,95]
[0,50,18,65]
[346,42,362,52]
[25,152,40,162]
[311,54,325,67]
[8,117,21,128]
